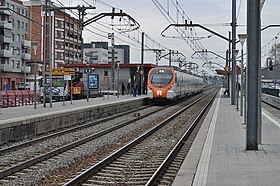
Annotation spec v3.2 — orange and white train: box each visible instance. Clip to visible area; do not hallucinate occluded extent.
[147,66,204,100]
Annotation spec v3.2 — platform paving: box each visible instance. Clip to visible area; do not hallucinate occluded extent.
[173,90,280,186]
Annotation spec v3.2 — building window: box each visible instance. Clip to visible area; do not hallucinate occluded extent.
[17,21,20,29]
[61,41,64,48]
[104,70,108,76]
[17,34,20,42]
[16,61,20,68]
[60,31,64,39]
[12,34,14,41]
[11,60,15,68]
[22,21,24,29]
[17,47,20,55]
[11,46,14,55]
[25,23,28,31]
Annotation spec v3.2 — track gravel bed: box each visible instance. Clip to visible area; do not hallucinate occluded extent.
[0,91,212,185]
[76,91,215,185]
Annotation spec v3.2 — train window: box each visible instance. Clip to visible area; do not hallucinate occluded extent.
[150,69,173,87]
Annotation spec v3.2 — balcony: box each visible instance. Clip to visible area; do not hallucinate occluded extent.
[0,63,12,71]
[0,21,12,30]
[0,49,12,57]
[22,40,31,48]
[21,53,31,60]
[0,8,12,16]
[0,35,12,44]
[21,66,31,73]
[0,64,27,73]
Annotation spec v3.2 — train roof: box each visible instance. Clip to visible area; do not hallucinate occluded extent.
[153,66,202,78]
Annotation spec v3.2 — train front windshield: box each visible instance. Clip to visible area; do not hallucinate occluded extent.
[150,69,173,88]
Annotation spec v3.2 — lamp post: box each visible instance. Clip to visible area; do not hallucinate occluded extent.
[238,34,247,119]
[87,62,89,102]
[275,36,278,64]
[32,41,38,109]
[0,70,2,114]
[117,62,120,98]
[233,49,239,111]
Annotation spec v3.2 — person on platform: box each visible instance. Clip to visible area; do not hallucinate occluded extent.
[121,82,125,95]
[127,82,131,96]
[132,83,137,97]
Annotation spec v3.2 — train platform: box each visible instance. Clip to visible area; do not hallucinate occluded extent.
[173,90,280,186]
[0,94,148,145]
[0,94,148,122]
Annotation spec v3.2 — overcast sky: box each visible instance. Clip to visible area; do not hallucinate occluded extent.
[57,0,280,75]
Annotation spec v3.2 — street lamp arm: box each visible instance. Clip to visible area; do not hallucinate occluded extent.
[261,24,280,31]
[192,50,226,60]
[83,12,140,31]
[161,23,232,42]
[202,61,224,68]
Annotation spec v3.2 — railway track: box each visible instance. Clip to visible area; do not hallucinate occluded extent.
[0,89,217,185]
[63,90,218,185]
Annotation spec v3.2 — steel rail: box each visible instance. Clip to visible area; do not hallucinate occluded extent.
[145,91,218,185]
[0,104,170,179]
[0,104,152,155]
[63,92,211,186]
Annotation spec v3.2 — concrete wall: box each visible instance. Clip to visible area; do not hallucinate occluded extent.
[0,98,150,145]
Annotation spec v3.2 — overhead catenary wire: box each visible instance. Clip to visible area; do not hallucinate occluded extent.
[54,0,172,59]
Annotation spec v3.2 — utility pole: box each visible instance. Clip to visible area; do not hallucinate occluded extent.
[140,32,144,94]
[42,0,47,107]
[108,33,115,92]
[247,0,260,150]
[231,0,237,106]
[49,4,53,107]
[169,50,172,66]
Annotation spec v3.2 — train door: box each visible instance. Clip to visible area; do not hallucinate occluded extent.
[11,81,16,90]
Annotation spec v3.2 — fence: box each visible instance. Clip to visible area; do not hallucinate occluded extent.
[0,90,40,108]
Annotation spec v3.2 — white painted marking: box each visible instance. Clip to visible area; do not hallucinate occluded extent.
[262,111,280,129]
[192,91,222,186]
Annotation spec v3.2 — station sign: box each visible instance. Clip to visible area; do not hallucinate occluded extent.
[47,68,75,76]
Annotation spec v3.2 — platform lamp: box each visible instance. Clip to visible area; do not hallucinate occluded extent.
[32,41,39,109]
[117,62,120,98]
[0,69,1,114]
[86,62,90,102]
[238,34,247,120]
[233,49,239,111]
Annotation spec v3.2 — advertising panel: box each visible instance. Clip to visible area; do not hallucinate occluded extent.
[89,74,99,89]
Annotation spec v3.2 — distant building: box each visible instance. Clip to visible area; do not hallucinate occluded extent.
[108,47,124,64]
[0,0,31,90]
[115,45,130,64]
[83,41,130,65]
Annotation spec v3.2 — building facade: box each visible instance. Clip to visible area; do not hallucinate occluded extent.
[83,41,130,65]
[24,0,83,68]
[0,0,31,90]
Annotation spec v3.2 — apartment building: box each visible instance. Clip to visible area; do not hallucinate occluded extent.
[24,0,83,68]
[0,0,31,90]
